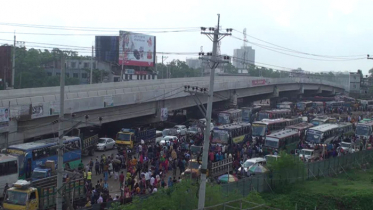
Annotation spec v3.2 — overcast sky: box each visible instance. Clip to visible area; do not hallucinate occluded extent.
[0,0,372,75]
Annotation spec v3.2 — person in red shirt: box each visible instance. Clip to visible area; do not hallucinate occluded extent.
[119,171,125,189]
[209,151,214,162]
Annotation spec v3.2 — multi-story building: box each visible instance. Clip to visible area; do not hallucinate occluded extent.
[232,46,255,69]
[349,70,363,94]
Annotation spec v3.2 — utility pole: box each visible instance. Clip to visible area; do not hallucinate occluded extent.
[198,15,232,209]
[12,32,15,88]
[90,46,93,84]
[56,55,65,210]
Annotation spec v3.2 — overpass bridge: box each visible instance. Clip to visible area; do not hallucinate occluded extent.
[0,76,344,147]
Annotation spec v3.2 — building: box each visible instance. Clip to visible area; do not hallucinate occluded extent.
[186,58,202,69]
[232,46,255,69]
[349,70,363,94]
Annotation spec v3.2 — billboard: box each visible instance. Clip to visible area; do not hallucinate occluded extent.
[95,36,119,63]
[119,31,156,67]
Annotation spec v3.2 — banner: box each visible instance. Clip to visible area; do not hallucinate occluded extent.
[104,96,114,107]
[233,135,245,144]
[160,108,168,121]
[31,104,44,119]
[0,108,9,122]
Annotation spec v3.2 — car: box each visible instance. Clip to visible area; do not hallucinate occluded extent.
[156,130,163,143]
[96,138,116,151]
[187,126,202,135]
[159,136,179,146]
[162,128,178,137]
[237,157,266,177]
[174,125,187,136]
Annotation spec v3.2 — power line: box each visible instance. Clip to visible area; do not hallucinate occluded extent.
[232,29,367,59]
[0,29,199,36]
[0,22,199,31]
[230,35,366,61]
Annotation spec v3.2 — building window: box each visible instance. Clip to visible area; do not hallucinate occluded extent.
[66,73,70,78]
[82,73,88,78]
[47,72,52,76]
[73,73,79,78]
[71,62,76,68]
[93,63,96,69]
[56,73,61,76]
[84,63,89,68]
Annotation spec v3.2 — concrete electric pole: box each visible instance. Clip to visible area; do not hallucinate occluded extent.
[198,14,232,210]
[56,55,65,210]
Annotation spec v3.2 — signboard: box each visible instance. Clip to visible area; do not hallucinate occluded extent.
[119,31,156,67]
[252,79,266,86]
[0,108,9,122]
[232,135,245,144]
[31,104,44,119]
[104,96,114,107]
[135,71,149,75]
[125,69,135,74]
[160,108,168,121]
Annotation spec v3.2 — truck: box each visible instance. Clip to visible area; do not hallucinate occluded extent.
[2,173,85,210]
[116,128,156,150]
[71,127,99,156]
[181,146,233,179]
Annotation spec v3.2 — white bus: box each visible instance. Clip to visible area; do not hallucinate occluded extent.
[355,121,373,139]
[305,124,342,144]
[0,154,19,199]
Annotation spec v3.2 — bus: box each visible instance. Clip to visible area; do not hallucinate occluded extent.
[276,102,294,109]
[337,122,353,134]
[296,101,313,111]
[258,109,291,121]
[212,122,251,145]
[264,129,299,153]
[217,109,242,125]
[305,124,340,144]
[242,106,261,123]
[286,122,314,137]
[252,117,303,138]
[310,116,337,126]
[312,102,324,109]
[355,121,373,139]
[0,154,18,199]
[7,136,81,179]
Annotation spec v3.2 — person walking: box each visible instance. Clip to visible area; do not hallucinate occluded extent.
[95,159,100,175]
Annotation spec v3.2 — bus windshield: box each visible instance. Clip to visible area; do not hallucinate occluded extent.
[258,113,269,121]
[212,130,229,144]
[306,133,321,143]
[218,113,230,125]
[252,124,266,137]
[265,137,279,148]
[356,125,370,136]
[5,191,27,206]
[117,133,131,141]
[242,109,251,121]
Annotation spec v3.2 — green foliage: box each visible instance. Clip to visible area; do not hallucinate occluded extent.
[13,47,82,89]
[83,68,109,83]
[112,180,242,210]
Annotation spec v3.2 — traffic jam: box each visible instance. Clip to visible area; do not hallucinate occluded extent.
[1,95,373,209]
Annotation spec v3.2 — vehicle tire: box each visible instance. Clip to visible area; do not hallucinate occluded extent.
[89,149,95,156]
